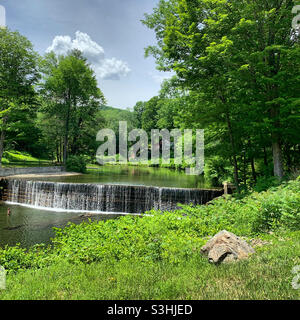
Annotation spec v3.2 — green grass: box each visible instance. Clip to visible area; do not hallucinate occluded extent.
[1,232,299,300]
[2,150,52,167]
[0,178,299,300]
[90,156,192,171]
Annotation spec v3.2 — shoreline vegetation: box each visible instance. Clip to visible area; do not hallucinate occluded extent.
[2,149,298,192]
[0,177,299,300]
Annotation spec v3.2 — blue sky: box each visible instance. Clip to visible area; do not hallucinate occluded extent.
[1,0,171,109]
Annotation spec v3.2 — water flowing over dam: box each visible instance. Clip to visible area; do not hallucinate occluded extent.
[1,179,224,214]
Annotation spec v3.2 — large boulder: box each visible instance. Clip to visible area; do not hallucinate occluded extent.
[201,230,255,264]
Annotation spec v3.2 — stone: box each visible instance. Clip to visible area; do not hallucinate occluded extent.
[79,213,93,218]
[250,238,270,247]
[201,230,255,264]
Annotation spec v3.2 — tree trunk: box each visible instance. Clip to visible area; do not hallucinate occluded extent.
[63,124,69,166]
[241,153,245,186]
[56,142,60,164]
[270,106,284,179]
[272,138,284,178]
[267,23,284,179]
[60,139,63,164]
[63,99,71,166]
[251,157,257,183]
[70,105,81,155]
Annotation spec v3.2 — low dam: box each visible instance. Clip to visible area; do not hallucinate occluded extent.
[0,166,65,177]
[0,179,224,214]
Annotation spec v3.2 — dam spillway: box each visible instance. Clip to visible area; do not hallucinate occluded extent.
[1,179,224,214]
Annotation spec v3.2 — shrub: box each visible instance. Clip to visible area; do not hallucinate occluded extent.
[0,244,50,273]
[183,179,300,234]
[66,155,87,173]
[253,176,282,192]
[204,156,233,186]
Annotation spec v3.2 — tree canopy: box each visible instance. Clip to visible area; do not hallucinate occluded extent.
[0,28,40,166]
[40,50,105,164]
[142,0,300,187]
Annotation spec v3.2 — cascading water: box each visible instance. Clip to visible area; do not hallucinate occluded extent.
[4,179,223,214]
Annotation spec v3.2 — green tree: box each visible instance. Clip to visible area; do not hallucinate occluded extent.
[0,28,40,166]
[133,101,146,128]
[5,107,46,158]
[142,0,300,185]
[156,77,185,130]
[141,96,161,133]
[40,50,105,164]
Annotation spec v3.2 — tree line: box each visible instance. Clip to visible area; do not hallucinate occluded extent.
[136,0,300,190]
[1,0,299,190]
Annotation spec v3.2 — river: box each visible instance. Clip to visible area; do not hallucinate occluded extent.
[0,165,217,247]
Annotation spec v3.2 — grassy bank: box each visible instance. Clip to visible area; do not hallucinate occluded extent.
[1,234,299,300]
[0,178,299,300]
[89,156,192,171]
[2,151,52,167]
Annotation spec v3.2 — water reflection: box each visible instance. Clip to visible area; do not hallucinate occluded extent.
[30,165,214,189]
[0,202,120,248]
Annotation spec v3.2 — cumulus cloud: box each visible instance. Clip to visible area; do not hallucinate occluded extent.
[46,31,130,80]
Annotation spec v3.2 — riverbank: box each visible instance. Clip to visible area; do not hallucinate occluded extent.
[0,166,67,178]
[1,231,299,300]
[0,178,299,300]
[4,172,82,179]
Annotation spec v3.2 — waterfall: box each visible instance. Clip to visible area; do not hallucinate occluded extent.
[4,179,223,214]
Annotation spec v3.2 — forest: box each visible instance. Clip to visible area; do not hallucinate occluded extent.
[0,0,299,193]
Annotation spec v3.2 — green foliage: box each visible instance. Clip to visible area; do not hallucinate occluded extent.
[1,234,300,300]
[1,150,51,167]
[0,244,50,273]
[0,28,40,165]
[1,157,9,165]
[0,179,299,274]
[3,151,41,163]
[183,179,300,234]
[204,156,233,186]
[40,50,105,164]
[141,96,161,134]
[101,106,135,131]
[253,176,282,193]
[66,155,87,173]
[142,0,300,182]
[133,101,146,128]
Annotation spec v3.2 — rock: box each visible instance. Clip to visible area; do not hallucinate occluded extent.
[201,230,255,264]
[79,213,93,218]
[250,238,270,247]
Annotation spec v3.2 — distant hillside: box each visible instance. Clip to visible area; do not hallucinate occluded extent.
[101,105,133,115]
[99,105,136,131]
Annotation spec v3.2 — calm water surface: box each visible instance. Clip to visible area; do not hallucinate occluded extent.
[0,166,215,247]
[34,165,212,188]
[0,203,121,247]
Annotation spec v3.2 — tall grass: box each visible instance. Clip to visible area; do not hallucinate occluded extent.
[1,233,299,300]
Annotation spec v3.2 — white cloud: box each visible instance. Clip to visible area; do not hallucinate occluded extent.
[46,31,130,80]
[149,71,174,84]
